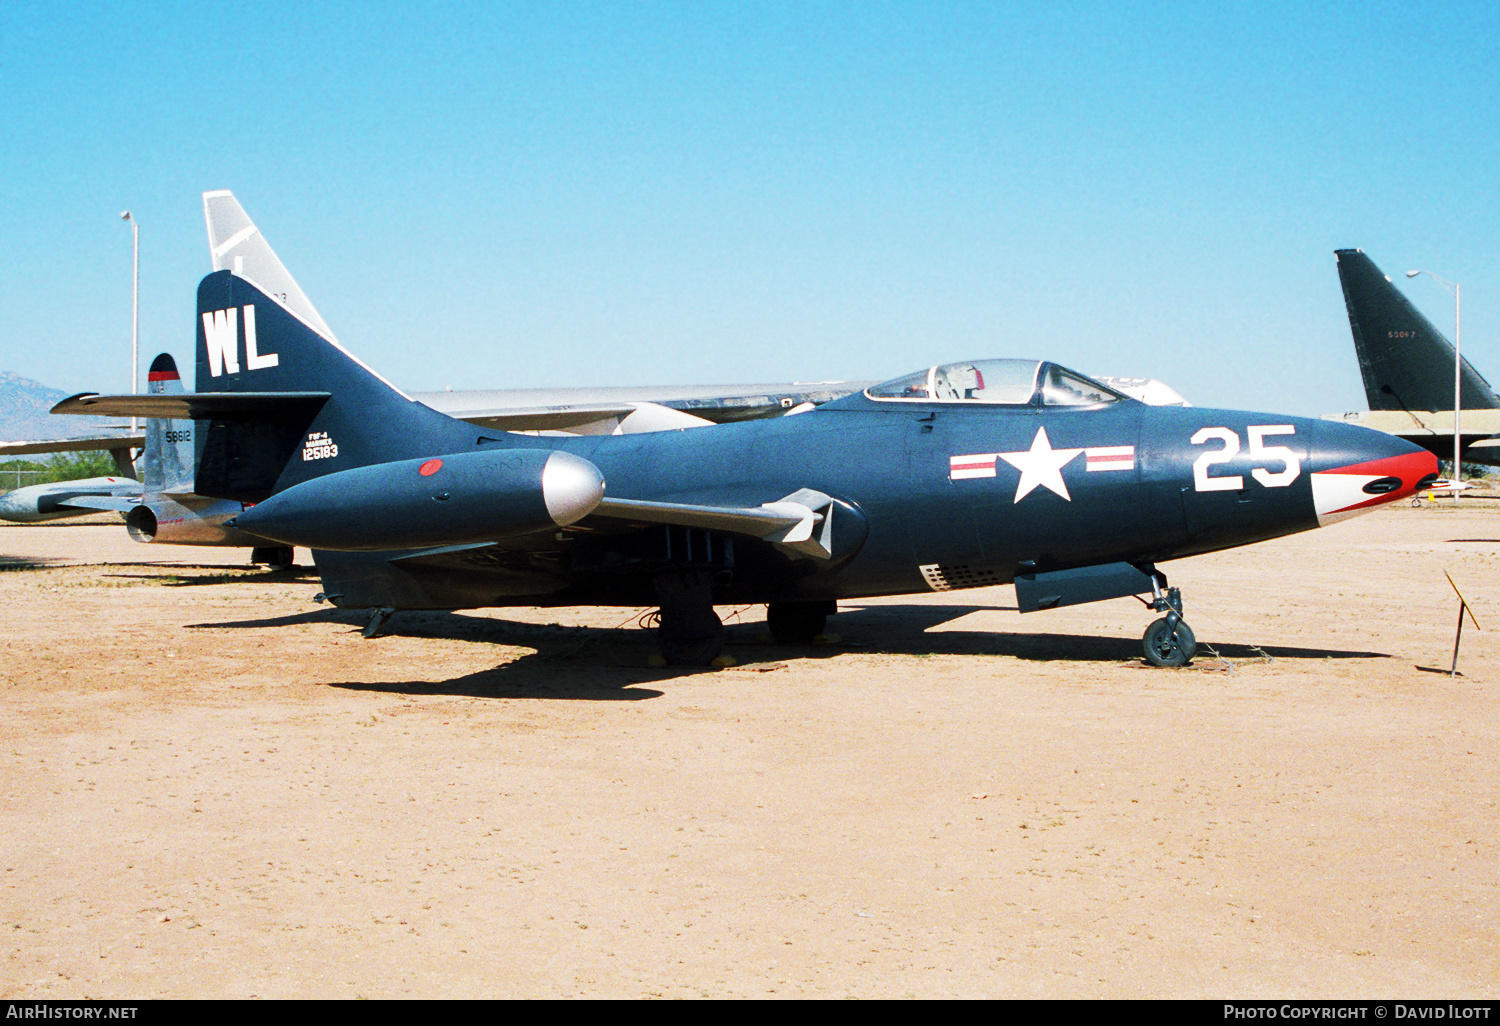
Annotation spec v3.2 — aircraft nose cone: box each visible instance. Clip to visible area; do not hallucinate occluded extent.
[1309,421,1440,526]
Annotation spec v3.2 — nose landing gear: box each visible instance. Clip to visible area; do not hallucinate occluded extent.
[1142,575,1196,667]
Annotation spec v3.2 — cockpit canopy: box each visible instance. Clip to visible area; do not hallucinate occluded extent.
[864,359,1128,407]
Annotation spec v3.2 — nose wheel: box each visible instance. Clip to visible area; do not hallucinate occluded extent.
[1142,577,1196,667]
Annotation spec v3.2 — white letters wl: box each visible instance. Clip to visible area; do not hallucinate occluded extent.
[202,305,280,377]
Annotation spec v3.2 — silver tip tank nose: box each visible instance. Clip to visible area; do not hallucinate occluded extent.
[541,451,606,526]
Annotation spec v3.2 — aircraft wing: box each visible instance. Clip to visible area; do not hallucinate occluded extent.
[372,487,853,574]
[0,435,144,457]
[416,383,869,433]
[1322,409,1500,467]
[430,400,699,433]
[51,388,861,436]
[0,436,145,477]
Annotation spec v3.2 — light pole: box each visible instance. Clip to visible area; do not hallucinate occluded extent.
[121,211,139,435]
[1406,268,1462,504]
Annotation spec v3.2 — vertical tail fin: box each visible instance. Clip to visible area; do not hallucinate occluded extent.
[193,193,497,503]
[1334,249,1500,411]
[142,353,192,495]
[192,271,476,502]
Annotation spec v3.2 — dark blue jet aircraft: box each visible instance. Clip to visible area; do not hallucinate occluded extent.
[57,267,1438,667]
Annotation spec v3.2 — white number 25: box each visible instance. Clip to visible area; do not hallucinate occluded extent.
[1191,425,1301,492]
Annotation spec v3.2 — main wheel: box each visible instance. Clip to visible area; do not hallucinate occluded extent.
[766,601,830,644]
[1143,617,1196,667]
[658,609,725,665]
[251,545,296,569]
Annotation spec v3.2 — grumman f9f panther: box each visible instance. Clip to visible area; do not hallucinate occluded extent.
[57,236,1438,666]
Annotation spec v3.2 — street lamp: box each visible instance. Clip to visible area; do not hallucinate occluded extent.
[120,211,139,435]
[1406,268,1462,504]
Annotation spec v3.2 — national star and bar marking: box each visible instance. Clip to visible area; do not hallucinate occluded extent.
[948,428,1136,502]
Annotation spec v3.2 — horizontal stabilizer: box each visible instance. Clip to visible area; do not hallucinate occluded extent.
[52,391,331,420]
[51,495,141,514]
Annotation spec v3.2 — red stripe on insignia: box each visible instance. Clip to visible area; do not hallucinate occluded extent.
[1084,446,1134,471]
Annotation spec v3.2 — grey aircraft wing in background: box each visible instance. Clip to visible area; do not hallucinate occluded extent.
[0,434,142,475]
[415,382,870,434]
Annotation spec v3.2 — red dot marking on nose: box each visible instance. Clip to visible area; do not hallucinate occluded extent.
[419,458,443,477]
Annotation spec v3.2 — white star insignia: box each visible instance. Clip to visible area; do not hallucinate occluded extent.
[997,427,1083,503]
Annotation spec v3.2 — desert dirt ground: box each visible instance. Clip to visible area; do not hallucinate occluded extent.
[1,503,1497,999]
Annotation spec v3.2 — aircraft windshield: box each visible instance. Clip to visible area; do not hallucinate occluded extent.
[865,360,1123,406]
[1038,365,1122,406]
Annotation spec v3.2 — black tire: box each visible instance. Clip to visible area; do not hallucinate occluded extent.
[658,610,725,665]
[1143,617,1196,667]
[766,601,829,644]
[251,546,296,569]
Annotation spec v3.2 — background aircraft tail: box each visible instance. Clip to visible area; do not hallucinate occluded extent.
[203,190,339,344]
[1334,249,1499,412]
[141,353,193,495]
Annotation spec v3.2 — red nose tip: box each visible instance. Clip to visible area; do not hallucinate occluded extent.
[1311,447,1440,526]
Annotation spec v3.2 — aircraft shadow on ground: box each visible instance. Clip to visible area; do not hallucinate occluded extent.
[0,555,67,570]
[103,564,320,585]
[819,604,1388,662]
[188,602,1392,699]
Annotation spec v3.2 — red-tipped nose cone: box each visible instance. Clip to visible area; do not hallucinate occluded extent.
[1311,430,1440,526]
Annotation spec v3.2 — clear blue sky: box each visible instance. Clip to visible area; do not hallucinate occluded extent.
[2,0,1496,416]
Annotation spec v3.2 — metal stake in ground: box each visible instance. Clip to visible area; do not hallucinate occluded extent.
[1444,570,1481,677]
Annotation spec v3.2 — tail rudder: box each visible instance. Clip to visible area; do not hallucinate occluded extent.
[1334,249,1500,411]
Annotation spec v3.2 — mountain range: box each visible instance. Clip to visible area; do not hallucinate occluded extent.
[0,370,128,443]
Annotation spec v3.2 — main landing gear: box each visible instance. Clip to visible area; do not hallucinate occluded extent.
[251,545,296,569]
[1142,574,1196,668]
[653,570,726,666]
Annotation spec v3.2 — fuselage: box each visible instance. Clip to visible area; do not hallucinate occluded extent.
[0,477,137,524]
[178,272,1437,614]
[405,390,1434,608]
